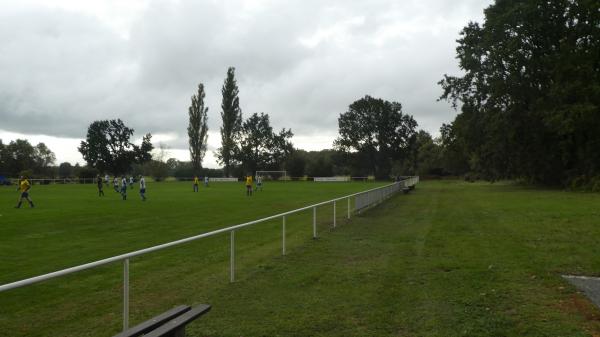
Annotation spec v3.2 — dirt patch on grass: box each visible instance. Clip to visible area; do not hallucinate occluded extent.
[557,293,600,334]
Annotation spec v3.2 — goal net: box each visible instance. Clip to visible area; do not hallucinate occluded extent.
[255,170,288,181]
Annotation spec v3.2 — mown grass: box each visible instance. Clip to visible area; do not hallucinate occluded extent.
[2,180,600,336]
[0,180,383,336]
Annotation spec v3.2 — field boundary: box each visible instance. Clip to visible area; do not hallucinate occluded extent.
[0,176,419,331]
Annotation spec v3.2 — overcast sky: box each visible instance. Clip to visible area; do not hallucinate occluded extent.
[0,0,493,168]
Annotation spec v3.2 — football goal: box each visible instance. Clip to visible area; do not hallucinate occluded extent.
[255,170,288,181]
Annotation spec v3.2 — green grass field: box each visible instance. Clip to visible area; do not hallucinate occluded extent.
[0,180,385,336]
[2,180,600,336]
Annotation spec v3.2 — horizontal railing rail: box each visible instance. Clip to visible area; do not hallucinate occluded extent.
[0,176,418,331]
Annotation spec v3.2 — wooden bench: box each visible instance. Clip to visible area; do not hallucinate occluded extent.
[114,304,211,337]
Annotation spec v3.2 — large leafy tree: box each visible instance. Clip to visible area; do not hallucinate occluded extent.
[400,130,444,176]
[334,95,417,178]
[34,143,56,173]
[78,119,153,175]
[438,122,469,176]
[285,150,307,177]
[0,139,56,177]
[236,112,293,175]
[439,0,600,184]
[217,67,243,177]
[6,139,36,175]
[187,83,209,174]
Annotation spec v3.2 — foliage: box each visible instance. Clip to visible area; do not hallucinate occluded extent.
[285,150,307,177]
[335,95,417,178]
[284,149,387,178]
[217,67,243,177]
[0,139,56,177]
[306,155,334,177]
[145,160,169,181]
[301,150,338,177]
[58,162,73,178]
[188,83,209,174]
[33,143,56,176]
[4,139,36,175]
[78,119,153,175]
[400,130,445,177]
[439,0,600,185]
[18,169,34,179]
[438,122,470,176]
[73,164,99,179]
[0,139,5,173]
[235,112,294,175]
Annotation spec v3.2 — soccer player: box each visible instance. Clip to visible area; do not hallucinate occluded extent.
[113,177,119,192]
[245,175,253,196]
[120,176,128,200]
[256,175,263,191]
[15,176,34,208]
[139,175,147,201]
[193,176,199,192]
[204,176,209,187]
[129,176,134,189]
[96,174,104,197]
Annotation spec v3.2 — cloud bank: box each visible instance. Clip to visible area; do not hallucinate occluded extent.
[0,0,492,166]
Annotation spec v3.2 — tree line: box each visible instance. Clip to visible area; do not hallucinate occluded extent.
[0,71,447,181]
[0,139,56,178]
[5,0,597,186]
[438,0,600,188]
[73,67,294,179]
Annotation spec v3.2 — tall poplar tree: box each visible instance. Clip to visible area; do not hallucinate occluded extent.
[187,83,209,173]
[217,67,242,176]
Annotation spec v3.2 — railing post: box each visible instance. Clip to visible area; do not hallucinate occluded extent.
[282,216,286,255]
[230,230,235,282]
[347,197,351,219]
[333,201,336,228]
[313,206,317,238]
[123,258,129,331]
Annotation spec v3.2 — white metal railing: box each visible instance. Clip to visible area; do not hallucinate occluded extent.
[0,176,418,332]
[355,176,418,211]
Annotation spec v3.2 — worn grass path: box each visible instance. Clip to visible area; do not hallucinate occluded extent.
[189,180,600,336]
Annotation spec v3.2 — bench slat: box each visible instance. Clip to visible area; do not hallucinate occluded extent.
[144,304,211,337]
[113,305,191,337]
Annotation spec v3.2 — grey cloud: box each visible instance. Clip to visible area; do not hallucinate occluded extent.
[0,0,493,151]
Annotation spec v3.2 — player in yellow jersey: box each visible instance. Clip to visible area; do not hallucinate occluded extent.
[245,175,253,196]
[193,176,199,192]
[15,176,34,208]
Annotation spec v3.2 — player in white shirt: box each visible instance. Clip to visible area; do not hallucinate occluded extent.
[120,176,128,200]
[139,175,146,201]
[256,175,263,191]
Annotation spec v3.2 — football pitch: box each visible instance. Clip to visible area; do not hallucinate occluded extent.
[0,180,386,336]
